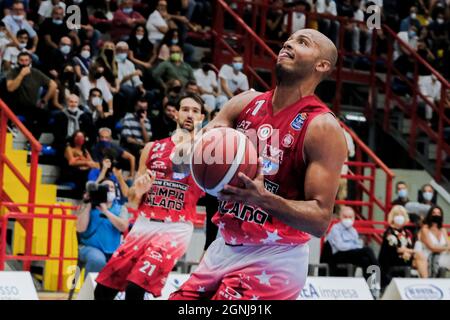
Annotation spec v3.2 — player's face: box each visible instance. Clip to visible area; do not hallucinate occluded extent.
[276,30,320,82]
[177,98,204,132]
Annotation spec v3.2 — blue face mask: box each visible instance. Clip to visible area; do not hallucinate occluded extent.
[115,53,128,62]
[423,191,433,202]
[171,38,179,45]
[60,45,71,55]
[232,62,243,71]
[409,31,417,38]
[53,19,63,25]
[122,7,133,14]
[398,189,408,199]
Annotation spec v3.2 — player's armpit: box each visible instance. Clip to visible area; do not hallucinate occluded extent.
[128,142,154,208]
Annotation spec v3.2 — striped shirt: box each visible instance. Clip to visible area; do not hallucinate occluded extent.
[121,113,152,143]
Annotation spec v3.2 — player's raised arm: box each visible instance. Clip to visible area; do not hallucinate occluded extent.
[219,113,347,238]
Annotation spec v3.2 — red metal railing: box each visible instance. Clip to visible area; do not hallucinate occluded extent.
[0,202,77,291]
[213,0,395,223]
[0,99,42,271]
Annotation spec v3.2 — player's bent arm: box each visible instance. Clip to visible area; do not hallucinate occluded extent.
[128,142,154,208]
[260,114,347,237]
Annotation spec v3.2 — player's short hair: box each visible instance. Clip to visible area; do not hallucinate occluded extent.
[176,93,206,115]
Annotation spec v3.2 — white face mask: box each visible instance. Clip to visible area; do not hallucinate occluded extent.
[136,34,144,41]
[410,13,417,19]
[91,97,103,106]
[12,15,24,21]
[437,18,444,24]
[342,218,354,228]
[107,191,116,203]
[80,50,90,59]
[0,31,5,38]
[18,42,27,49]
[393,215,405,226]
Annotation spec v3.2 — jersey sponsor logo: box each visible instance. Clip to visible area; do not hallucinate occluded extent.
[150,152,163,160]
[219,286,243,300]
[257,124,273,141]
[148,250,163,262]
[264,179,279,194]
[151,160,167,170]
[172,172,188,180]
[291,112,308,130]
[236,120,252,131]
[143,179,189,211]
[219,201,269,225]
[282,133,294,148]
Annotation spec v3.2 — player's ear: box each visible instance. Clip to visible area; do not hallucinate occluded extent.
[315,59,331,74]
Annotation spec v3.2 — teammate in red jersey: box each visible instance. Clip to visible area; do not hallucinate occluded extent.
[94,94,205,300]
[169,29,348,300]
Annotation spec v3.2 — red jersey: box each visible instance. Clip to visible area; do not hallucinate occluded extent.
[139,137,204,223]
[212,90,333,245]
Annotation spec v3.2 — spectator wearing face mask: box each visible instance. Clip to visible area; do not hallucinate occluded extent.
[415,206,450,276]
[418,183,437,206]
[46,36,74,79]
[120,97,152,159]
[39,5,80,58]
[428,12,449,56]
[218,56,249,99]
[115,41,147,118]
[111,0,146,42]
[127,24,154,70]
[91,127,136,178]
[392,181,411,206]
[194,61,228,112]
[152,44,195,91]
[61,130,99,199]
[2,28,29,71]
[378,205,428,288]
[37,0,66,24]
[326,206,379,279]
[73,44,93,81]
[399,6,421,32]
[76,179,129,276]
[84,88,114,131]
[0,21,16,73]
[96,41,120,92]
[78,63,114,115]
[53,93,95,156]
[2,1,38,54]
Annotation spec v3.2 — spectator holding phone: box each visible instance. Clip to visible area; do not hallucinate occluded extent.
[76,179,129,277]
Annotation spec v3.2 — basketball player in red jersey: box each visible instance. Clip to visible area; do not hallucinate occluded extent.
[94,94,205,300]
[169,29,348,300]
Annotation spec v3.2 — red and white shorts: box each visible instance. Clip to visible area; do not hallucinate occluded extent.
[96,216,193,297]
[169,237,309,300]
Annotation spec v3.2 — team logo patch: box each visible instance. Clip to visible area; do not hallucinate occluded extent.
[257,124,273,141]
[282,133,294,148]
[152,160,167,170]
[262,158,279,175]
[291,112,308,130]
[172,172,188,180]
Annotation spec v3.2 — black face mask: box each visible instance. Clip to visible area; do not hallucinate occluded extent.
[94,70,103,79]
[171,86,182,94]
[104,49,114,60]
[431,215,443,224]
[202,63,210,72]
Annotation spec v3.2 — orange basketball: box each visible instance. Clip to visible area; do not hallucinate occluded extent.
[190,127,258,196]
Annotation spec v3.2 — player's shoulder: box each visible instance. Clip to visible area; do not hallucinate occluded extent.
[307,112,343,135]
[304,113,347,156]
[228,90,264,108]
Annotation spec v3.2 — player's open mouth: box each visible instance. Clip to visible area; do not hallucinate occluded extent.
[279,51,294,59]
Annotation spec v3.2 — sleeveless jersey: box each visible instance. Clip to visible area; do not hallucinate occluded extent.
[139,137,204,223]
[212,90,333,245]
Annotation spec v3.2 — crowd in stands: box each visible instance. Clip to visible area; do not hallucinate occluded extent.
[0,0,449,293]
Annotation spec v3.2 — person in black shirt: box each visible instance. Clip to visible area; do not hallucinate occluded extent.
[150,97,177,140]
[127,24,154,89]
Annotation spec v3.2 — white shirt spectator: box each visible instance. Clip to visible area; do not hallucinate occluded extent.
[194,69,218,93]
[146,10,167,45]
[2,46,22,68]
[38,1,67,19]
[2,15,37,38]
[0,35,10,71]
[316,0,337,16]
[341,129,355,175]
[78,76,113,105]
[283,11,306,33]
[218,64,249,95]
[117,59,143,87]
[395,31,418,60]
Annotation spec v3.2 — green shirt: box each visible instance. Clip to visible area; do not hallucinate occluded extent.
[152,60,194,87]
[6,67,50,108]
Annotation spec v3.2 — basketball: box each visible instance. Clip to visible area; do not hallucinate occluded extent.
[190,127,258,196]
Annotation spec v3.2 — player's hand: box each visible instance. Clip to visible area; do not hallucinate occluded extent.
[218,157,267,205]
[134,169,156,197]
